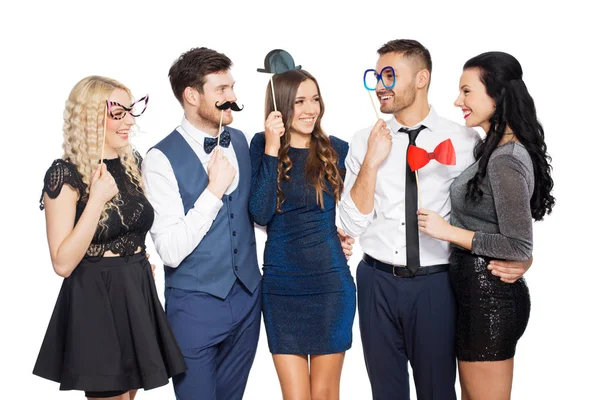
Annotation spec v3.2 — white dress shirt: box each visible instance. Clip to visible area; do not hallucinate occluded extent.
[142,117,242,268]
[339,107,481,266]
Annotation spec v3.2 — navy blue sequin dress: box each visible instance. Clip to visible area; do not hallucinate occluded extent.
[249,133,356,355]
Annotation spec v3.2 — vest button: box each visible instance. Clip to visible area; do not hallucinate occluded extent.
[234,265,239,271]
[230,213,234,218]
[229,196,233,201]
[234,249,238,254]
[233,231,237,236]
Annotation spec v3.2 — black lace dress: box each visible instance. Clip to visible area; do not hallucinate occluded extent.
[33,156,187,394]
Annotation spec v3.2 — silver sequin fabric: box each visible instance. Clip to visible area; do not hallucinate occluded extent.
[449,142,534,361]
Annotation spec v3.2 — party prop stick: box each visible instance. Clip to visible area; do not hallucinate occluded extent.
[100,104,108,174]
[368,92,379,121]
[257,49,302,113]
[213,101,244,148]
[270,76,277,111]
[415,171,422,209]
[407,138,456,208]
[217,110,224,146]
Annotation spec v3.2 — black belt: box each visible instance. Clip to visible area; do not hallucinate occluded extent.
[362,254,449,278]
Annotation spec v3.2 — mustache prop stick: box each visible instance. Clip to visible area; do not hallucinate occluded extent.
[215,101,244,146]
[257,49,302,112]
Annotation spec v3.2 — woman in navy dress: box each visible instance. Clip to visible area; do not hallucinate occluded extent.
[249,69,356,400]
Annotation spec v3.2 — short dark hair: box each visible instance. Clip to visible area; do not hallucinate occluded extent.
[168,47,232,105]
[377,39,432,74]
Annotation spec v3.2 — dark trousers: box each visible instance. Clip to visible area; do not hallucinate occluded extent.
[165,279,262,400]
[357,260,457,400]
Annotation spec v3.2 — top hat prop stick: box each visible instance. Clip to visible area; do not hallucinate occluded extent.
[257,49,302,113]
[407,138,456,208]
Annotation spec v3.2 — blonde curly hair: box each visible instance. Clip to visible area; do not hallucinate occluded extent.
[62,75,144,231]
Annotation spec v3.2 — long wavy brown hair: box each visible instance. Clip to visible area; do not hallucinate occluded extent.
[265,70,344,211]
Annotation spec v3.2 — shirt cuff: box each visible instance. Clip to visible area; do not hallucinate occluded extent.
[193,189,223,220]
[341,192,375,220]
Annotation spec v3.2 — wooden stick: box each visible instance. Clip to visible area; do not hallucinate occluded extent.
[217,109,224,147]
[270,75,277,112]
[100,104,108,174]
[368,91,379,121]
[415,170,422,209]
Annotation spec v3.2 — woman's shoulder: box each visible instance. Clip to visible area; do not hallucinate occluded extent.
[329,135,349,158]
[250,131,266,146]
[42,159,86,197]
[489,142,533,175]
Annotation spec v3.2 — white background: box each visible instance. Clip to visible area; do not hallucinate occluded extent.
[1,1,598,399]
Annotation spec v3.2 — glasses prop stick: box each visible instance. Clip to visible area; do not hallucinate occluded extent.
[363,66,396,123]
[101,95,150,173]
[100,103,109,175]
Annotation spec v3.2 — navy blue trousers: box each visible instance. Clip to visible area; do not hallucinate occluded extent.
[357,260,457,400]
[165,279,261,400]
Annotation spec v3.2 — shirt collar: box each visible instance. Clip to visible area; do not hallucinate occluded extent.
[179,117,224,144]
[389,105,440,134]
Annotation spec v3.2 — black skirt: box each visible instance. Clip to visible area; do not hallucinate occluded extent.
[33,252,187,392]
[449,249,530,362]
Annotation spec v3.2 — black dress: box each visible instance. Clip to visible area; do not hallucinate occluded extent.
[33,155,187,393]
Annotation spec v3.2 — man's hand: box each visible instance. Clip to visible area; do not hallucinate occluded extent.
[146,253,157,280]
[488,256,533,283]
[337,228,355,260]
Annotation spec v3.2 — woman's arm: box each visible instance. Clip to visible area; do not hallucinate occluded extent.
[45,163,117,277]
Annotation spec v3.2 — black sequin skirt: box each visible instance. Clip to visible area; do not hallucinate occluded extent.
[449,249,530,362]
[33,252,187,392]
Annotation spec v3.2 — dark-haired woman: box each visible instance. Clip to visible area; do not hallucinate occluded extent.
[249,69,356,400]
[417,52,555,400]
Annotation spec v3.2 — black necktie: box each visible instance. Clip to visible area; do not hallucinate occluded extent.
[399,125,427,274]
[204,129,231,154]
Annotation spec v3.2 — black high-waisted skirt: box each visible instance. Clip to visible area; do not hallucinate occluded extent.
[33,252,187,393]
[449,249,530,362]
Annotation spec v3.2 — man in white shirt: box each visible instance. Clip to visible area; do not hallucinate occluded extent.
[339,39,531,400]
[142,47,262,400]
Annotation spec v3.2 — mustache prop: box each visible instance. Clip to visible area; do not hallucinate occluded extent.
[215,101,244,111]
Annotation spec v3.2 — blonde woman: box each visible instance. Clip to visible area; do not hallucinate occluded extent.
[33,76,186,400]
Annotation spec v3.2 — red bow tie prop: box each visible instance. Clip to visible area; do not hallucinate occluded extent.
[408,139,456,172]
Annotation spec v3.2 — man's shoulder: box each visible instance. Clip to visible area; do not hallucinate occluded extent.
[227,125,253,147]
[434,116,481,143]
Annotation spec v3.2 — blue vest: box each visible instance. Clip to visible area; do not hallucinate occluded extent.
[152,127,261,299]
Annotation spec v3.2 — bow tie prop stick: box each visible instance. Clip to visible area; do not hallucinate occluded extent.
[408,139,456,208]
[215,101,244,147]
[257,49,302,113]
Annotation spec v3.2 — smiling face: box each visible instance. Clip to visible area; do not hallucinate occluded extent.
[103,88,135,158]
[289,79,321,140]
[375,52,419,115]
[454,67,496,132]
[185,70,237,135]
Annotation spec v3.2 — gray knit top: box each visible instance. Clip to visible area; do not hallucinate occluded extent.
[449,141,534,261]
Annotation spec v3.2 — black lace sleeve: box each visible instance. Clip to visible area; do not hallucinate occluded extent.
[39,159,86,210]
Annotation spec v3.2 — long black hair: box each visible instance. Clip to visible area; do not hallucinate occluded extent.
[465,51,554,221]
